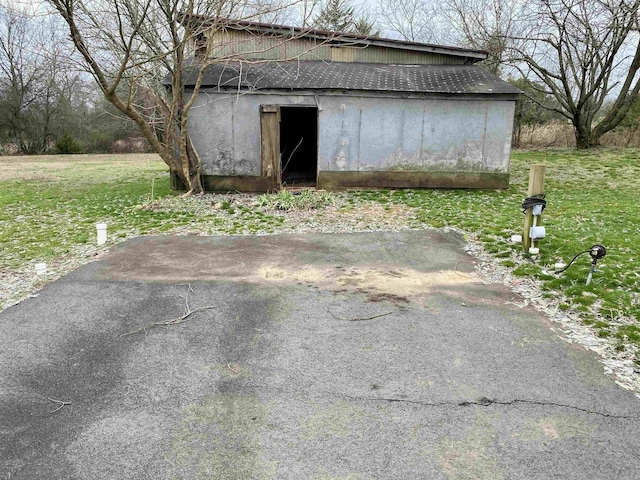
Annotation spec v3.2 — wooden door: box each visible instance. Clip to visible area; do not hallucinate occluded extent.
[260,105,281,191]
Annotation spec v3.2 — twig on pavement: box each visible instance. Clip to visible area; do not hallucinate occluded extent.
[47,397,71,414]
[120,286,215,336]
[329,309,394,321]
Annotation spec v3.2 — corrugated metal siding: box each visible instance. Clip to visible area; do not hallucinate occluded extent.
[331,46,355,62]
[206,30,466,65]
[208,30,325,61]
[187,91,514,177]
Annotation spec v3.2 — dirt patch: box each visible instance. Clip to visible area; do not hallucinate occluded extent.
[258,264,478,305]
[1,170,59,182]
[98,234,479,306]
[362,291,410,304]
[335,267,476,298]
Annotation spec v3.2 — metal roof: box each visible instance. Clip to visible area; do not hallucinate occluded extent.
[176,61,521,96]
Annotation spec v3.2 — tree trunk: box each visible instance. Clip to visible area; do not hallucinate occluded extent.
[573,119,599,149]
[513,123,521,149]
[512,101,522,148]
[183,137,204,194]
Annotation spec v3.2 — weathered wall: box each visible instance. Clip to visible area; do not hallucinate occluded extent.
[318,96,514,174]
[187,91,514,184]
[204,30,468,65]
[187,93,318,176]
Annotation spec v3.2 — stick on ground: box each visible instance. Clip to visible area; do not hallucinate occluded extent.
[121,286,215,336]
[329,310,394,321]
[48,397,71,414]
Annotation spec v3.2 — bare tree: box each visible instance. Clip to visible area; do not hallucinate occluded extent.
[375,0,442,43]
[0,3,113,153]
[444,0,640,148]
[46,0,308,194]
[507,0,640,148]
[443,0,519,74]
[0,3,54,152]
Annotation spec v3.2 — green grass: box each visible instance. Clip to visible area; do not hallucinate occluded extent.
[256,188,335,210]
[0,154,187,269]
[2,149,639,358]
[0,155,293,276]
[354,148,640,356]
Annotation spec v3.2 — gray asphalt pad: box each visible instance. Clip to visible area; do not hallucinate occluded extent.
[2,231,640,479]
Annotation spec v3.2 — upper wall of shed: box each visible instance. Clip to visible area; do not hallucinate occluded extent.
[200,29,470,65]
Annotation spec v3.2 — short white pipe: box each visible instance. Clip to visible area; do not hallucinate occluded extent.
[35,263,47,275]
[96,223,107,246]
[529,247,540,255]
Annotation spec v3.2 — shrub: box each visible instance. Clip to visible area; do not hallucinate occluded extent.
[84,131,114,153]
[55,132,83,154]
[256,189,335,210]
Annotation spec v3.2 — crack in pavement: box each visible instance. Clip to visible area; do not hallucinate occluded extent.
[455,396,640,419]
[238,383,640,420]
[341,394,640,420]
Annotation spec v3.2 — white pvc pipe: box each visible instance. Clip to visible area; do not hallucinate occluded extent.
[35,263,47,275]
[586,265,594,285]
[96,223,107,246]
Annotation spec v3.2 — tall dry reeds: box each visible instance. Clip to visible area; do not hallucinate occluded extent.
[515,121,640,148]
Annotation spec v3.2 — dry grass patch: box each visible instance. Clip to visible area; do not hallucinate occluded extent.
[0,153,161,182]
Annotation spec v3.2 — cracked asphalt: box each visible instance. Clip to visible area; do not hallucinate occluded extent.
[2,231,640,479]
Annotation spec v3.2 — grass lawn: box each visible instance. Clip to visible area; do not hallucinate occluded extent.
[355,148,640,350]
[1,154,175,269]
[1,149,639,359]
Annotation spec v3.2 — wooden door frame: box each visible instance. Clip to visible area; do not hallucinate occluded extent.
[260,105,281,191]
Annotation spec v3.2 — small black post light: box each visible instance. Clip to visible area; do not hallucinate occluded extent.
[555,244,607,285]
[586,244,607,285]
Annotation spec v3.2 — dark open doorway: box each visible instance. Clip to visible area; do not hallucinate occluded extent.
[279,107,318,187]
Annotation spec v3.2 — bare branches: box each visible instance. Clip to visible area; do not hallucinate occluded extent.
[120,304,216,335]
[47,397,71,413]
[503,0,640,147]
[468,0,638,109]
[443,0,520,74]
[121,286,215,336]
[0,3,89,153]
[45,0,313,193]
[375,0,442,43]
[328,309,395,321]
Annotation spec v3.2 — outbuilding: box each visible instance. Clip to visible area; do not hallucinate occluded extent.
[172,20,520,191]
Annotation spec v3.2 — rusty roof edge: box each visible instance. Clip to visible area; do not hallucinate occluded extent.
[181,14,488,60]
